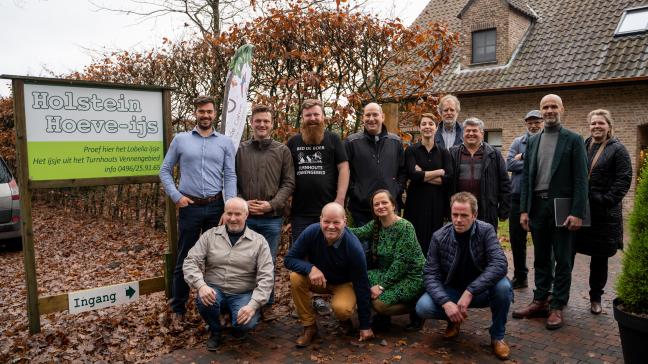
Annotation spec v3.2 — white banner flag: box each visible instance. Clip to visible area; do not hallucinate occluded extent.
[221,44,254,151]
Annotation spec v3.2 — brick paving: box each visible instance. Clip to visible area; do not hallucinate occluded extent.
[152,250,623,363]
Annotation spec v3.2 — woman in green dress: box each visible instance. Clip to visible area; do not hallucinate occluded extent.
[350,189,426,330]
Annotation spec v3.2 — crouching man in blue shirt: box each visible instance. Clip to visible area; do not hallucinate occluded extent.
[415,192,513,360]
[284,202,374,347]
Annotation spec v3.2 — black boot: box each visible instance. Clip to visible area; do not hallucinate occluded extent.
[405,312,425,331]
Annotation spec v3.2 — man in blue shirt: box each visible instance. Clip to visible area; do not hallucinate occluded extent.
[506,110,544,289]
[285,202,374,347]
[434,94,463,149]
[160,95,237,328]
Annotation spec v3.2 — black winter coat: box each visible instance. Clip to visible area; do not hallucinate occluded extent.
[574,137,632,257]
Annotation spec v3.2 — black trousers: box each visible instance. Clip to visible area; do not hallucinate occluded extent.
[571,252,609,302]
[509,194,529,279]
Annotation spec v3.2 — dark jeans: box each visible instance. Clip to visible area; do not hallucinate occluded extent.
[247,216,283,305]
[350,209,372,228]
[509,194,529,279]
[195,284,260,335]
[571,253,608,302]
[291,215,319,243]
[171,200,224,314]
[529,196,573,309]
[415,278,513,340]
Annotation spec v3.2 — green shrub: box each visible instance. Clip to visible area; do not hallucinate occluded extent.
[616,165,648,314]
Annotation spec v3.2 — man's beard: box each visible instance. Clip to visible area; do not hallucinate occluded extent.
[301,123,325,145]
[197,119,213,130]
[443,119,456,130]
[544,115,560,127]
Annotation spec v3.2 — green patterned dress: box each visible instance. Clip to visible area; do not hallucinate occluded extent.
[350,218,425,305]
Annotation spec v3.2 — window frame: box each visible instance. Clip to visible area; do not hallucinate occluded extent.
[471,28,497,64]
[615,6,648,36]
[484,129,503,151]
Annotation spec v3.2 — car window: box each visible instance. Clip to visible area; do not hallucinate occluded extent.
[0,159,12,183]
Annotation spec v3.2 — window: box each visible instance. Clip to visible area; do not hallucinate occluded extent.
[615,7,648,35]
[485,129,502,151]
[472,29,497,64]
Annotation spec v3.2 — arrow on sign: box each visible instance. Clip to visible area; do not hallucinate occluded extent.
[125,286,136,299]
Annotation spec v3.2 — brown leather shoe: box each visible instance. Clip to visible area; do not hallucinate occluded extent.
[590,301,602,315]
[491,339,511,360]
[512,300,549,319]
[546,309,564,330]
[443,321,461,340]
[296,325,319,347]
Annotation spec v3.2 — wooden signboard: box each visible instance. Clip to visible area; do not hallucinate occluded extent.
[1,75,177,334]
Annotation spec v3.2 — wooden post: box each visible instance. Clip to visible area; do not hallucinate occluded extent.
[13,79,41,334]
[382,103,400,133]
[162,90,178,299]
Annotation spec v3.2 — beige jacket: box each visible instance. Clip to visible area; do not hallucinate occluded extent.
[183,225,274,311]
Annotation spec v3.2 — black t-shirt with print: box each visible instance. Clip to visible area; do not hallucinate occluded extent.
[287,130,348,217]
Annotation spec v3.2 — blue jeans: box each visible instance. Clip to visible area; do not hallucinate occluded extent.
[171,200,224,314]
[415,278,513,340]
[195,284,260,335]
[247,216,283,305]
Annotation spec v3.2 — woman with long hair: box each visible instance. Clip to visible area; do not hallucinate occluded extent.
[350,189,426,330]
[573,109,632,314]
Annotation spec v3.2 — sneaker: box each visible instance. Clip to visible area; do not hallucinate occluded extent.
[313,297,332,315]
[206,332,221,351]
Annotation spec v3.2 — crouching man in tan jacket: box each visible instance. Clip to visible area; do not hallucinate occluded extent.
[183,197,274,350]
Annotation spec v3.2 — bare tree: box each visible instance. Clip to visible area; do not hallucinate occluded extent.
[90,0,371,38]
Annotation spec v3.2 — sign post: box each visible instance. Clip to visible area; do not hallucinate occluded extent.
[2,75,175,333]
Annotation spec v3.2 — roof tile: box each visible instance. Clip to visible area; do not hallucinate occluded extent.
[410,0,648,93]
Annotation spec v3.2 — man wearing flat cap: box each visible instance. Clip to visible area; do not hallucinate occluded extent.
[506,110,544,289]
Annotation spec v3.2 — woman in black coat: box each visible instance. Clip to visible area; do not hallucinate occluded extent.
[573,109,632,315]
[404,113,453,255]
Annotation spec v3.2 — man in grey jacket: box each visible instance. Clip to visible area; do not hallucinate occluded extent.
[415,192,512,360]
[183,197,274,350]
[236,104,295,317]
[506,110,544,289]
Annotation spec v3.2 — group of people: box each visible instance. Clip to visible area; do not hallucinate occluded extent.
[159,92,632,360]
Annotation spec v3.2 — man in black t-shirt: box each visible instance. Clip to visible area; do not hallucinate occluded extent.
[287,99,349,243]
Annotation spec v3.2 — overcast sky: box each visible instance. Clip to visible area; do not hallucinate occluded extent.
[0,0,429,97]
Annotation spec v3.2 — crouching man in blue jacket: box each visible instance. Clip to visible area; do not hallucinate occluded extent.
[415,192,513,360]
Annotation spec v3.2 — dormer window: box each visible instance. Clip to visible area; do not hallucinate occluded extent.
[615,6,648,35]
[472,29,497,64]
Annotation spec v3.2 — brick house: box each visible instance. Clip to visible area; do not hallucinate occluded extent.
[385,0,648,212]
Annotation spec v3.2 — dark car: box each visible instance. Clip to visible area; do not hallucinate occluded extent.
[0,157,21,249]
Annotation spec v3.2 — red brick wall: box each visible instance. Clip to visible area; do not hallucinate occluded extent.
[457,83,648,214]
[508,9,532,60]
[460,0,531,67]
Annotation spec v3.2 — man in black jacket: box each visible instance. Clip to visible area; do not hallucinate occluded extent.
[449,118,511,231]
[415,192,512,360]
[344,102,406,226]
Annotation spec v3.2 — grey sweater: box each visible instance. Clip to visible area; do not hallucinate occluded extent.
[534,124,561,191]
